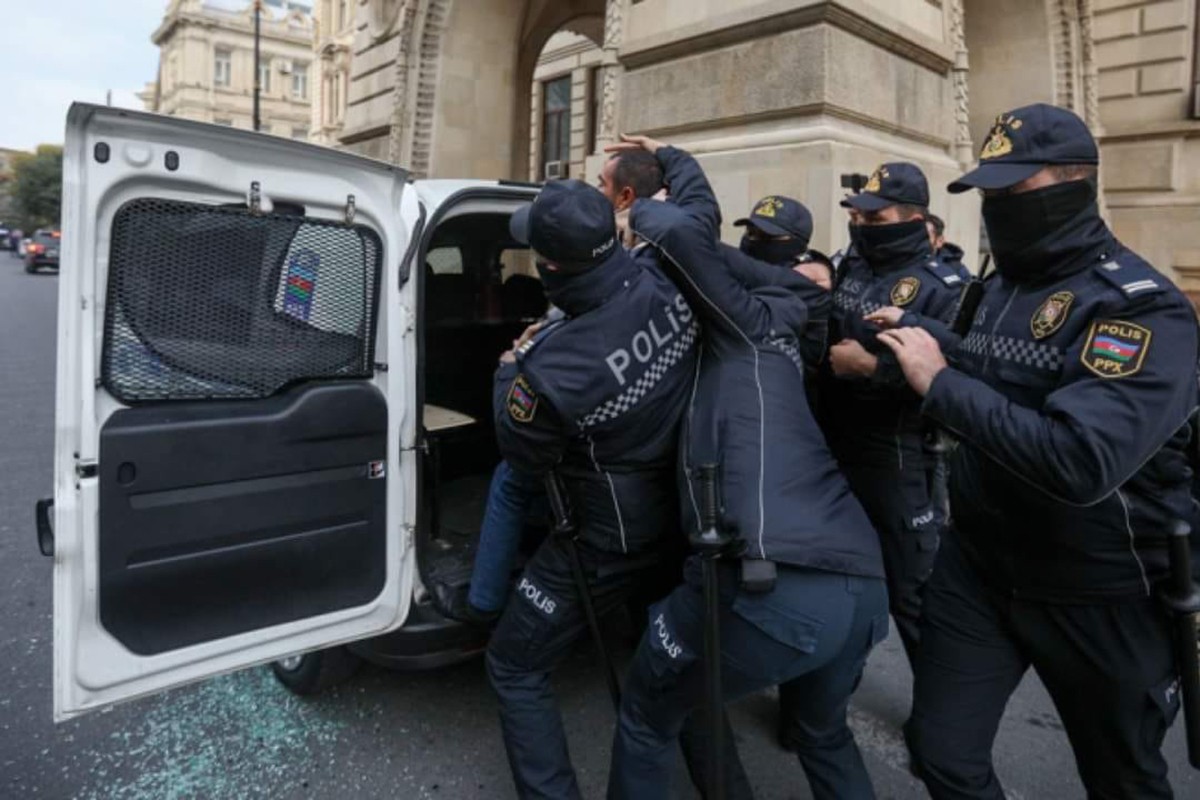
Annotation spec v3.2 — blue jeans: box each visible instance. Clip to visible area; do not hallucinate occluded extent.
[467,461,544,613]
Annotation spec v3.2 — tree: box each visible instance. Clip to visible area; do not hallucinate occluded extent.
[10,145,63,231]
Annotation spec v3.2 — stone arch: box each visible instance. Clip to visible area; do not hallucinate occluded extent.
[383,0,606,180]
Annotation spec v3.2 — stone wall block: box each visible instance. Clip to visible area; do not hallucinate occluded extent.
[1139,60,1188,93]
[1093,7,1141,40]
[1099,66,1140,97]
[1141,0,1190,32]
[1095,29,1190,68]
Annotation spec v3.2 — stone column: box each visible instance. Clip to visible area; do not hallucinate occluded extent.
[949,0,974,169]
[1076,0,1101,135]
[596,0,624,148]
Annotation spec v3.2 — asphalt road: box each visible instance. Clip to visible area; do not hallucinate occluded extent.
[0,250,1197,799]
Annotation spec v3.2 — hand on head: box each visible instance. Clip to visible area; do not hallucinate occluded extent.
[604,133,666,156]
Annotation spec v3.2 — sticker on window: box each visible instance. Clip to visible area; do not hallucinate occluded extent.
[283,249,320,322]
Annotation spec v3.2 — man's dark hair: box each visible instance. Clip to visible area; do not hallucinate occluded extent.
[609,151,665,199]
[895,204,928,222]
[1048,164,1099,182]
[926,214,946,237]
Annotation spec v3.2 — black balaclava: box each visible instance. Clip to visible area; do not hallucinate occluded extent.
[981,179,1104,283]
[739,235,810,266]
[850,219,932,274]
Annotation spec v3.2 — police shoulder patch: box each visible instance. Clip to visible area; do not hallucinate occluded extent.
[507,374,539,422]
[1080,319,1152,379]
[891,276,921,307]
[1092,258,1165,299]
[1031,290,1074,340]
[923,259,963,287]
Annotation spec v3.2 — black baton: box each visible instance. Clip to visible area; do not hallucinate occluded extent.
[693,464,732,800]
[1161,520,1200,769]
[544,471,622,712]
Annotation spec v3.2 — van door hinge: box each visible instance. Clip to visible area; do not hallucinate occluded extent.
[403,523,415,554]
[249,181,262,215]
[75,460,98,479]
[374,362,388,372]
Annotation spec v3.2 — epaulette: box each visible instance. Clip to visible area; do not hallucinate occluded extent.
[515,318,567,360]
[922,258,965,287]
[1093,256,1165,299]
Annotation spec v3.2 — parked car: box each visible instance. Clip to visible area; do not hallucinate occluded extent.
[0,222,11,250]
[24,229,61,273]
[42,103,549,719]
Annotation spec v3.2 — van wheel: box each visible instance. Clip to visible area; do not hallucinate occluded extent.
[270,646,362,695]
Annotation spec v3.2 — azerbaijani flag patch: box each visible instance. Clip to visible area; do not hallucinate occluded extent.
[283,249,319,321]
[1081,319,1151,379]
[507,374,539,423]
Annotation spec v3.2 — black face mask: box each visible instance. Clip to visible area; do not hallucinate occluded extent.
[982,180,1100,283]
[850,219,931,273]
[739,235,809,266]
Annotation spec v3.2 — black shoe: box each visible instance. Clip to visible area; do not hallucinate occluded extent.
[433,582,501,627]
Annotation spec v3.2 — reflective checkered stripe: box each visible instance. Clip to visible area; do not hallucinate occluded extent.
[768,337,805,373]
[962,331,1064,371]
[579,322,700,429]
[833,288,882,318]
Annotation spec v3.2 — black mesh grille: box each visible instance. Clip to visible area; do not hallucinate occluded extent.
[102,198,383,403]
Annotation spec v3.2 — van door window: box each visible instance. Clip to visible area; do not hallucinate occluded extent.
[102,198,383,403]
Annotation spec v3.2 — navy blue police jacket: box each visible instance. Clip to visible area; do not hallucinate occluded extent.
[492,248,699,556]
[629,151,883,577]
[825,244,965,465]
[921,226,1198,600]
[937,242,973,281]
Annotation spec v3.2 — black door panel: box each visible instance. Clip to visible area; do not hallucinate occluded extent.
[99,381,388,655]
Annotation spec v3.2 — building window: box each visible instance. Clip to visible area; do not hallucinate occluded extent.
[214,48,232,88]
[292,126,309,140]
[541,76,572,180]
[258,58,272,94]
[338,0,350,30]
[292,62,309,100]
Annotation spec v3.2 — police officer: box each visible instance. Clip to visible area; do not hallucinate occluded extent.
[926,213,973,281]
[880,103,1198,798]
[819,163,965,667]
[606,137,888,800]
[731,195,833,397]
[488,179,700,799]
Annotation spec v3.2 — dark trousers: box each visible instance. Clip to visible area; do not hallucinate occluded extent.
[906,535,1181,799]
[840,458,939,663]
[487,533,682,800]
[608,561,888,799]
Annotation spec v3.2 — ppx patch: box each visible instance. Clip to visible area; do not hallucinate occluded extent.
[1081,319,1151,379]
[1030,291,1074,340]
[507,374,539,422]
[891,277,921,307]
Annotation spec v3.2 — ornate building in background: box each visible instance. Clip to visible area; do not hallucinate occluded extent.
[141,0,316,139]
[299,1,1199,293]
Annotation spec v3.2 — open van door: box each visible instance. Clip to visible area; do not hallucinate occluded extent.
[51,103,420,721]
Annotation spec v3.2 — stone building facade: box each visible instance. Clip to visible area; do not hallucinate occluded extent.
[141,0,316,140]
[318,2,1198,289]
[310,0,358,145]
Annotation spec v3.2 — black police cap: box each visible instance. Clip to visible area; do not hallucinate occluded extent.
[509,180,621,272]
[734,195,814,241]
[949,103,1098,194]
[840,162,930,211]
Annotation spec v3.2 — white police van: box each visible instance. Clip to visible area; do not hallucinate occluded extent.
[42,103,548,721]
